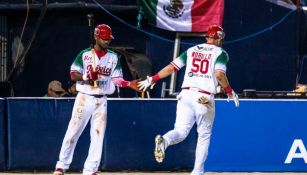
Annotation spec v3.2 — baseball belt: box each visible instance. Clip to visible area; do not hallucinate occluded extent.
[80,92,106,98]
[182,87,211,95]
[83,80,105,86]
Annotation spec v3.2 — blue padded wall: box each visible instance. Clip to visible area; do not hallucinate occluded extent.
[6,98,90,171]
[4,98,307,172]
[104,99,307,172]
[104,99,197,171]
[0,98,5,170]
[205,99,307,172]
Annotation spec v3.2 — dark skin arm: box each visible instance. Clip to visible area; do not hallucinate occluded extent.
[71,72,83,81]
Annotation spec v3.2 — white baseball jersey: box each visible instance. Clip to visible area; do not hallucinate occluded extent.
[70,48,123,95]
[162,43,229,175]
[56,48,121,175]
[171,43,229,94]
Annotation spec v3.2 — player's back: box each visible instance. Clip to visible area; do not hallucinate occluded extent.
[181,43,227,94]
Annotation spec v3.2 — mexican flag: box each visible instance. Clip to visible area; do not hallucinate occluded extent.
[137,0,224,32]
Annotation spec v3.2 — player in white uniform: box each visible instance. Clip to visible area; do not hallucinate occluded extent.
[138,25,239,175]
[53,24,140,175]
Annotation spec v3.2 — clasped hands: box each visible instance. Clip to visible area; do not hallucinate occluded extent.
[137,76,155,92]
[125,76,155,92]
[82,71,154,92]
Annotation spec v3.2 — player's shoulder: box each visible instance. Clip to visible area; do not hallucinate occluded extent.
[107,49,120,57]
[220,48,229,58]
[80,48,91,54]
[75,48,91,58]
[211,45,228,56]
[106,49,122,64]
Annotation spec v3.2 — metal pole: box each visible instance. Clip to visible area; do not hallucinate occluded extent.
[0,16,4,81]
[169,32,181,95]
[3,16,7,81]
[0,16,8,82]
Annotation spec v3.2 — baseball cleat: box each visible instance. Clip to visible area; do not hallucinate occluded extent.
[53,168,64,175]
[154,135,165,163]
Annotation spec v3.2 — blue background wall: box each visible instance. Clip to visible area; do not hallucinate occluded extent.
[206,99,307,172]
[222,1,300,92]
[0,98,5,171]
[6,98,90,170]
[1,0,306,97]
[3,98,307,172]
[104,100,197,171]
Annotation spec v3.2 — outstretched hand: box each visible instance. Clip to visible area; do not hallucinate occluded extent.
[137,76,155,92]
[128,79,142,92]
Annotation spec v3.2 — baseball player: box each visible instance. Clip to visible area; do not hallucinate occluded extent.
[138,25,239,175]
[53,24,140,175]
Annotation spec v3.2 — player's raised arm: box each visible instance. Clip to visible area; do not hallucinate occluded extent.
[137,64,176,92]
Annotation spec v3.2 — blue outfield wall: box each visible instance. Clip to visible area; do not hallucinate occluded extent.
[6,98,91,171]
[206,99,307,172]
[0,98,5,171]
[4,98,307,172]
[104,99,197,171]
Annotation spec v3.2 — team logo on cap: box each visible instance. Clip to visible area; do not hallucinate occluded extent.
[217,31,225,39]
[94,28,100,35]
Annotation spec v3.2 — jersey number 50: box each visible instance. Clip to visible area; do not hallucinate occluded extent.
[191,58,209,74]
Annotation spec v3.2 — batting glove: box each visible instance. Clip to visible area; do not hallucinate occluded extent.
[137,76,155,92]
[198,96,210,105]
[128,79,142,92]
[227,90,239,107]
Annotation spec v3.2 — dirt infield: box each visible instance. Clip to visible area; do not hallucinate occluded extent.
[1,172,307,175]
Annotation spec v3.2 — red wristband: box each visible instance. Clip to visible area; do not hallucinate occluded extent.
[119,80,130,87]
[152,74,160,83]
[224,85,233,95]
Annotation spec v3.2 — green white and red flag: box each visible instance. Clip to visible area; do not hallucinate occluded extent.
[137,0,224,32]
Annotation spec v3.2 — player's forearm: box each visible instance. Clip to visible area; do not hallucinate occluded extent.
[215,71,234,95]
[157,64,175,79]
[70,72,83,81]
[215,71,229,88]
[149,64,175,84]
[217,75,229,89]
[112,77,141,92]
[112,77,129,87]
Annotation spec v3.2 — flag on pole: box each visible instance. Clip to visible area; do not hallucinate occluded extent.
[137,0,224,32]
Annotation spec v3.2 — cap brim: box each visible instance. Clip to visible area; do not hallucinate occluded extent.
[101,36,114,40]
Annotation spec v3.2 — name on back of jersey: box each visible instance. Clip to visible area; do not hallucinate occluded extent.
[192,51,211,60]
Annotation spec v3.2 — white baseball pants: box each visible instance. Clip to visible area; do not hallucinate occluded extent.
[55,93,107,175]
[162,90,215,175]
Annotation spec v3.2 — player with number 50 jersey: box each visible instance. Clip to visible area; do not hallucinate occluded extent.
[137,24,239,175]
